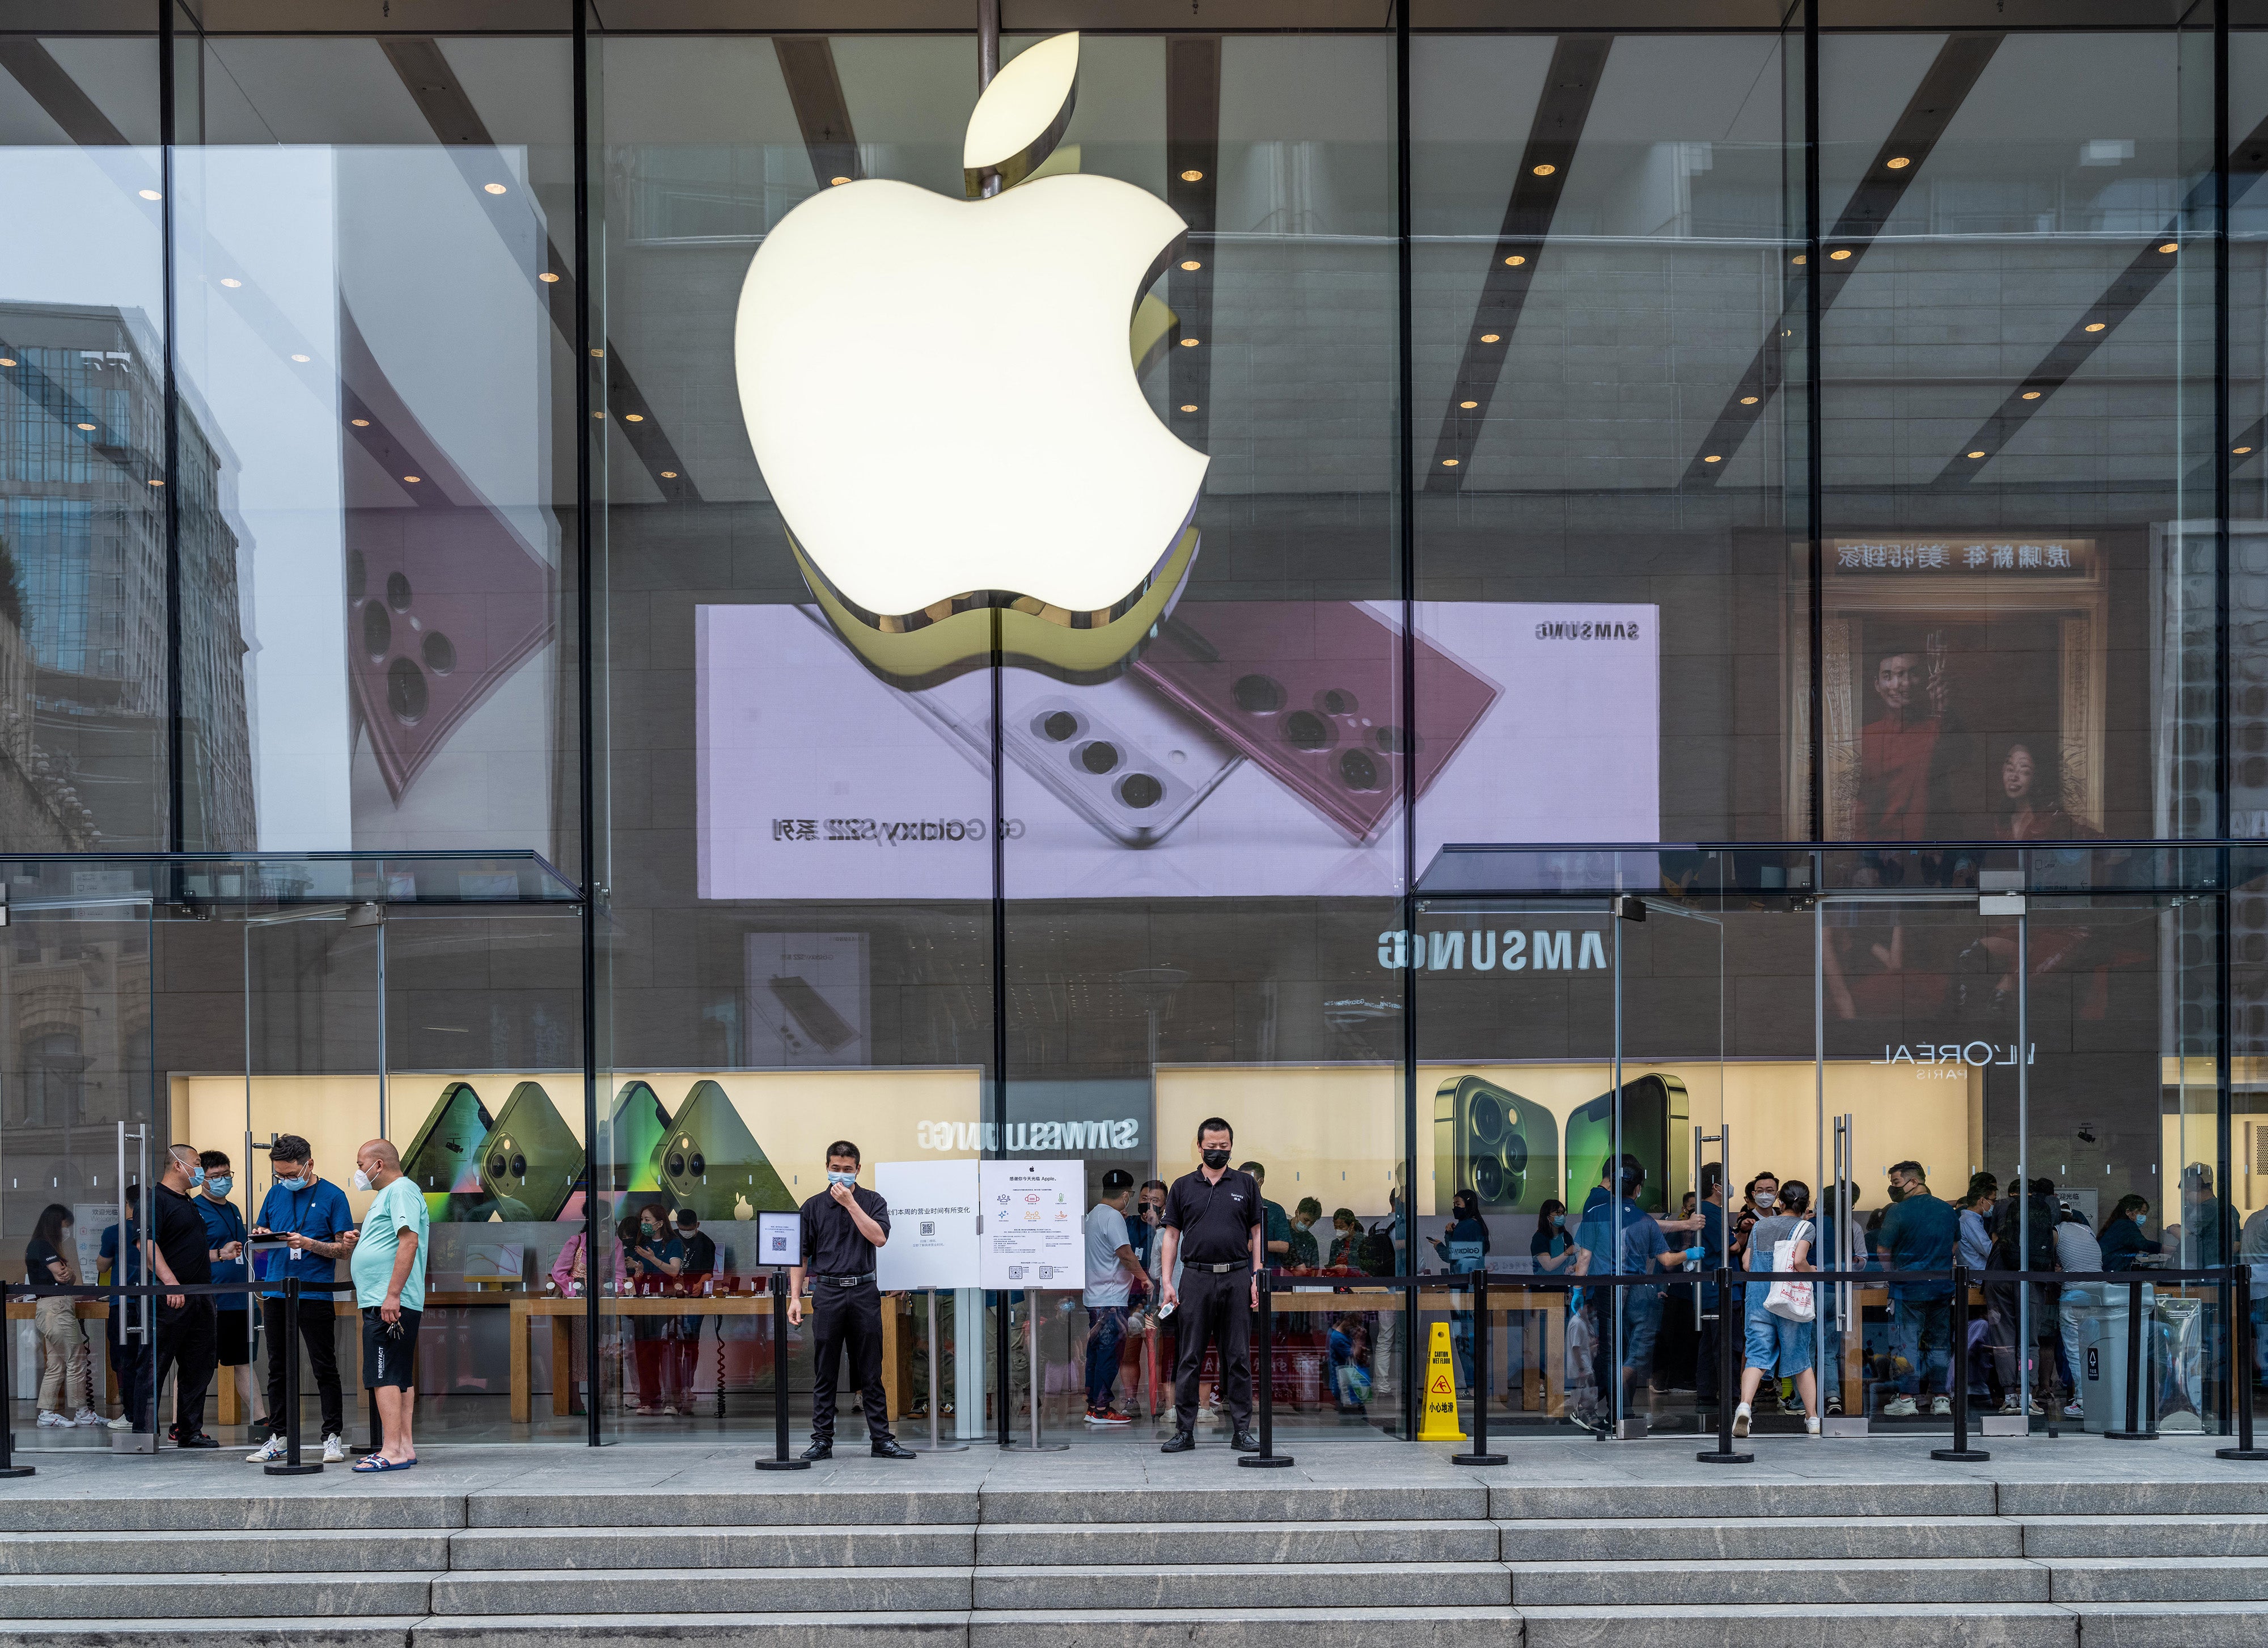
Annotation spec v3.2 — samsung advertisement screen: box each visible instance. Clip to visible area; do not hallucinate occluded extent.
[695,601,1660,901]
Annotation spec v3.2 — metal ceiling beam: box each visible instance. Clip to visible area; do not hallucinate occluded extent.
[1424,35,1609,493]
[774,36,861,189]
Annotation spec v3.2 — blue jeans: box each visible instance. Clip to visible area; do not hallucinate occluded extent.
[1744,1294,1816,1375]
[1085,1305,1127,1411]
[1892,1297,1953,1397]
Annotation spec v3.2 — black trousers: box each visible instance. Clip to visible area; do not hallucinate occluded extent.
[150,1298,218,1438]
[1173,1268,1251,1436]
[261,1296,345,1440]
[109,1315,148,1427]
[810,1279,893,1445]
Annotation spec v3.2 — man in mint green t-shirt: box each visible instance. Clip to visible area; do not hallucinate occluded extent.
[347,1138,428,1470]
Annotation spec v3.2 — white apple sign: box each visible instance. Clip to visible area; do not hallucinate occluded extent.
[734,32,1208,629]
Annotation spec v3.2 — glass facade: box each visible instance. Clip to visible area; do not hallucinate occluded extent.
[1,0,2265,1452]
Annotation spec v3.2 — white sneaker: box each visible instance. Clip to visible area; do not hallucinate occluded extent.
[105,1415,133,1431]
[1931,1396,1953,1417]
[2062,1401,2084,1419]
[35,1411,66,1429]
[1805,1416,1822,1436]
[70,1410,102,1429]
[1882,1396,1919,1417]
[1999,1395,2024,1414]
[321,1434,346,1464]
[1732,1403,1751,1437]
[247,1434,287,1462]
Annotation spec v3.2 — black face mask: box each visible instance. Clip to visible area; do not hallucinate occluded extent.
[1201,1148,1232,1169]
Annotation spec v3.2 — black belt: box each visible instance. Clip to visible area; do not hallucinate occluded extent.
[1187,1262,1249,1275]
[814,1273,875,1286]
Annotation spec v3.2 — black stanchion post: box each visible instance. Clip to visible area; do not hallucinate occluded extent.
[1453,1269,1505,1466]
[1241,1269,1292,1468]
[1698,1266,1751,1464]
[2221,1263,2268,1460]
[265,1277,321,1475]
[2108,1275,2159,1442]
[1932,1263,1989,1461]
[0,1287,35,1477]
[755,1268,809,1471]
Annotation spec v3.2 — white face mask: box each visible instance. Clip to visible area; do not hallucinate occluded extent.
[352,1168,374,1192]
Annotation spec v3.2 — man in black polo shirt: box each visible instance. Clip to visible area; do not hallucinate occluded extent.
[1158,1116,1262,1454]
[147,1143,221,1447]
[786,1140,916,1461]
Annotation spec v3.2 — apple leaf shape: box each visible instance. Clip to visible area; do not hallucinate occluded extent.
[962,32,1079,198]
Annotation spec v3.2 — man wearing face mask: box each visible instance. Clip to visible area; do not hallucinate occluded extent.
[194,1150,263,1436]
[146,1144,221,1447]
[248,1136,356,1465]
[1158,1117,1264,1454]
[786,1142,915,1461]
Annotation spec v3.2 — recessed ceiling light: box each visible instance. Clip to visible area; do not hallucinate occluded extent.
[147,478,163,486]
[1180,169,1203,182]
[75,422,94,430]
[1703,454,1723,463]
[350,417,370,426]
[1828,248,1852,260]
[2238,446,2256,455]
[1967,450,1986,459]
[624,412,645,422]
[484,182,507,195]
[1532,164,1555,176]
[1740,395,1759,405]
[2160,242,2178,253]
[1792,254,1807,265]
[0,358,15,367]
[219,277,242,288]
[661,470,679,478]
[1459,400,1478,409]
[1480,333,1500,343]
[830,176,852,187]
[2021,391,2041,400]
[1441,457,1459,466]
[1180,337,1199,348]
[1886,157,1911,170]
[590,349,604,358]
[1180,260,1201,271]
[138,188,161,201]
[2085,322,2106,332]
[1505,255,1526,267]
[1179,404,1198,412]
[403,475,421,483]
[539,272,561,283]
[290,353,310,362]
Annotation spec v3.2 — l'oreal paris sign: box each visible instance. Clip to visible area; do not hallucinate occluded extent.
[1377,929,1611,971]
[1874,1043,2037,1067]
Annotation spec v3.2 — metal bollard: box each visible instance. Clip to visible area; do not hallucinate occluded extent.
[264,1278,321,1475]
[2106,1275,2159,1442]
[2220,1264,2268,1460]
[1239,1270,1292,1467]
[755,1269,810,1470]
[1453,1268,1506,1466]
[1931,1263,1989,1461]
[0,1287,35,1477]
[1698,1266,1752,1464]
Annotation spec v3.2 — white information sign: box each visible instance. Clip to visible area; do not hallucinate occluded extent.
[978,1159,1084,1289]
[756,1210,802,1269]
[875,1159,980,1291]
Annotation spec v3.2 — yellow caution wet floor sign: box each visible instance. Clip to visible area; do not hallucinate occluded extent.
[1417,1320,1467,1442]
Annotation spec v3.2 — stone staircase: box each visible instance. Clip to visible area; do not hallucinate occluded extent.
[2,1460,2266,1646]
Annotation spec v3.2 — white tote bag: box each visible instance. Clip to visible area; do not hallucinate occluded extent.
[1763,1221,1816,1322]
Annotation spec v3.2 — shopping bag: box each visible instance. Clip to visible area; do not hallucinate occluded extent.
[1764,1222,1815,1321]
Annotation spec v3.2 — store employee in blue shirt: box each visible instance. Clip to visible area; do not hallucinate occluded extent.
[246,1134,357,1465]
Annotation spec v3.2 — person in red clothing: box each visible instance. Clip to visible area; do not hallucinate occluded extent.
[1855,638,1961,841]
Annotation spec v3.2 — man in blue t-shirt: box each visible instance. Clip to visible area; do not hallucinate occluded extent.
[246,1135,357,1464]
[1694,1163,1729,1411]
[1877,1160,1958,1417]
[1574,1157,1686,1420]
[99,1216,144,1431]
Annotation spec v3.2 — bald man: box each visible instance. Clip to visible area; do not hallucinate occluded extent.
[346,1139,427,1470]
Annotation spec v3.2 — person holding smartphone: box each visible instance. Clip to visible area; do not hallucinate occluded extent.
[786,1142,915,1461]
[247,1136,357,1465]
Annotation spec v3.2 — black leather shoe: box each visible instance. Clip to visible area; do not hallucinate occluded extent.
[801,1441,833,1461]
[1230,1430,1260,1453]
[1160,1431,1196,1453]
[175,1433,219,1450]
[870,1440,917,1460]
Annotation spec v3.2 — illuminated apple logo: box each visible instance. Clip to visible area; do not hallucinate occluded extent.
[734,33,1208,682]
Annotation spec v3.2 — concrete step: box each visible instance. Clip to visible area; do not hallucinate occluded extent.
[2061,1602,2268,1646]
[974,1520,1496,1566]
[1497,1516,2020,1561]
[1513,1601,2076,1647]
[463,1489,975,1529]
[2017,1515,2268,1557]
[0,1621,421,1648]
[448,1526,976,1570]
[426,1569,973,1616]
[2041,1556,2268,1601]
[964,1608,1520,1648]
[1492,1482,1999,1520]
[1507,1558,2050,1607]
[0,1494,463,1533]
[970,1562,1509,1610]
[0,1574,437,1621]
[0,1528,452,1575]
[413,1617,969,1648]
[977,1485,1488,1526]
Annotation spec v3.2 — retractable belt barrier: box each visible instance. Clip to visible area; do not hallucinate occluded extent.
[3,1275,352,1476]
[1233,1264,2262,1469]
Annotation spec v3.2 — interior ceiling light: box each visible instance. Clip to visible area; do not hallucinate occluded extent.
[1886,156,1911,169]
[1740,395,1759,405]
[75,421,94,430]
[590,348,604,358]
[484,182,507,195]
[2021,391,2042,400]
[1179,337,1199,347]
[2238,446,2256,455]
[403,474,422,483]
[539,271,561,282]
[147,478,163,486]
[1180,169,1203,182]
[1532,164,1555,176]
[1480,332,1500,343]
[1703,454,1723,463]
[1792,254,1807,265]
[219,277,242,288]
[1459,399,1478,409]
[1504,255,1526,266]
[290,353,310,362]
[138,188,161,200]
[1828,248,1852,260]
[1179,403,1198,412]
[350,417,371,426]
[1441,457,1459,466]
[1180,259,1201,271]
[662,469,679,477]
[2160,242,2178,253]
[1967,450,1986,459]
[2085,322,2106,332]
[830,176,852,187]
[624,412,645,422]
[0,358,15,367]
